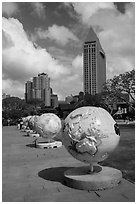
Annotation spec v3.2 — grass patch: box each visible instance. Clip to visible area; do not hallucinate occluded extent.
[100,125,135,183]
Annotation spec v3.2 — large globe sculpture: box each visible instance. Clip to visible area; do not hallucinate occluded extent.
[62,107,122,190]
[35,113,62,141]
[62,106,120,166]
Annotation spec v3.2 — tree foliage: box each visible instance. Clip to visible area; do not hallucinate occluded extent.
[27,99,43,108]
[2,97,25,110]
[102,69,135,111]
[75,69,135,115]
[2,97,39,120]
[75,93,110,112]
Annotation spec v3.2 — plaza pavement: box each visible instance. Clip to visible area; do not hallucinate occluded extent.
[2,126,135,202]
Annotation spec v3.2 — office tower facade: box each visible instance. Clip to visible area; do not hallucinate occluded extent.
[2,92,11,100]
[83,28,106,95]
[25,81,33,101]
[51,94,58,108]
[25,73,51,106]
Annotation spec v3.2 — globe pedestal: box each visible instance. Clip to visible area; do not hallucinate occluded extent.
[64,165,122,191]
[29,133,40,138]
[36,141,62,149]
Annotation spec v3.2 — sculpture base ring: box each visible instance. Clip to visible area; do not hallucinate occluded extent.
[36,141,62,149]
[64,165,122,191]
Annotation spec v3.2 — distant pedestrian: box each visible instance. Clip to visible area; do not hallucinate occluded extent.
[20,120,23,130]
[7,119,10,126]
[126,116,129,125]
[17,123,20,129]
[17,119,21,129]
[33,139,37,148]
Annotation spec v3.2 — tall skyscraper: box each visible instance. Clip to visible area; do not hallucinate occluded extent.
[2,92,11,100]
[25,73,51,106]
[25,81,33,101]
[83,27,106,95]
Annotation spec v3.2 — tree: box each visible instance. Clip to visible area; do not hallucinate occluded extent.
[103,69,135,113]
[75,93,110,112]
[27,99,43,108]
[8,109,22,120]
[2,97,38,120]
[2,97,25,110]
[75,70,135,115]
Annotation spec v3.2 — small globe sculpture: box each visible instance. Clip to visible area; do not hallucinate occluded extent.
[22,116,31,127]
[26,115,40,137]
[28,115,39,131]
[62,106,122,190]
[28,116,34,130]
[35,113,62,142]
[22,116,32,131]
[26,115,32,122]
[33,115,39,132]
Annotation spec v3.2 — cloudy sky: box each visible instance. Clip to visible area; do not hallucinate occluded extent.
[2,2,135,100]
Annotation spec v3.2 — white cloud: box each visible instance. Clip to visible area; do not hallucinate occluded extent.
[2,3,134,100]
[51,73,83,100]
[72,55,82,70]
[53,55,83,98]
[30,2,46,19]
[48,46,73,67]
[2,17,71,98]
[36,24,79,46]
[72,2,135,79]
[72,2,115,24]
[2,79,25,99]
[49,54,83,99]
[2,2,18,17]
[60,2,77,20]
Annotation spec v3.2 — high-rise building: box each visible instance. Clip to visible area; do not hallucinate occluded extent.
[25,81,33,101]
[25,73,51,106]
[51,94,58,108]
[2,92,11,100]
[83,27,106,95]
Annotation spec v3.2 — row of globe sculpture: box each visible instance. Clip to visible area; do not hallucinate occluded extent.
[21,113,62,140]
[22,106,120,164]
[20,106,122,190]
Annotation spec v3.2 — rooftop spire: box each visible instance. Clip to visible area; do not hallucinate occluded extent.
[85,27,98,43]
[84,27,105,55]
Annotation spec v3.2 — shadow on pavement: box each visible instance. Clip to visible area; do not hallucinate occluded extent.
[38,167,73,184]
[26,144,36,148]
[22,134,30,137]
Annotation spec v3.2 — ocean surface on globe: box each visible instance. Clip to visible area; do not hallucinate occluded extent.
[62,106,120,164]
[35,113,62,140]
